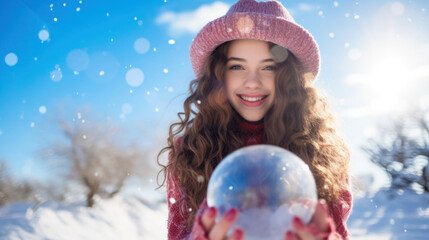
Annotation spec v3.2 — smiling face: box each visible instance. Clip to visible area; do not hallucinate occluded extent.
[224,39,276,122]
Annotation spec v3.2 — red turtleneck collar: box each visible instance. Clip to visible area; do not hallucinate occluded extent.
[236,117,265,146]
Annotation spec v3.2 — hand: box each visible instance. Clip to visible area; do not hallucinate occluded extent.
[285,199,332,240]
[200,206,245,240]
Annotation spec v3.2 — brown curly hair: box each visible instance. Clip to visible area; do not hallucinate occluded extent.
[157,41,350,228]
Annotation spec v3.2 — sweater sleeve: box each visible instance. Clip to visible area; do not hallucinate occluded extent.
[167,151,191,240]
[328,189,353,240]
[188,199,210,240]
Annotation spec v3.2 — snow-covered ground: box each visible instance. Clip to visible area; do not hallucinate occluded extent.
[348,189,429,240]
[0,189,428,240]
[0,196,168,240]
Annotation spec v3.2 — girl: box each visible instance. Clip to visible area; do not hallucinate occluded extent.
[158,0,352,239]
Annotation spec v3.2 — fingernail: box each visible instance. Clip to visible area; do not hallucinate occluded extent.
[292,217,305,230]
[285,231,294,240]
[232,228,244,240]
[207,207,216,218]
[225,208,238,222]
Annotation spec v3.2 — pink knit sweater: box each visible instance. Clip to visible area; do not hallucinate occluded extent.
[166,120,352,240]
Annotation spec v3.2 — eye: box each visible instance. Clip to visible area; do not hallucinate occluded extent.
[229,65,244,70]
[263,65,277,71]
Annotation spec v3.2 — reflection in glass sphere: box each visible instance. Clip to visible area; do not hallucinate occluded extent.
[207,144,317,240]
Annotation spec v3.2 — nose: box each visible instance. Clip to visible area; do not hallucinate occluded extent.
[243,71,262,89]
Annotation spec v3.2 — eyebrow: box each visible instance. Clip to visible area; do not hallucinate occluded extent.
[226,57,275,63]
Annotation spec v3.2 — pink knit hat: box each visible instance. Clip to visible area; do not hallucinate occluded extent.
[190,0,320,81]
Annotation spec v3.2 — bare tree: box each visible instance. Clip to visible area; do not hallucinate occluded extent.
[363,112,429,193]
[43,110,150,207]
[0,160,35,206]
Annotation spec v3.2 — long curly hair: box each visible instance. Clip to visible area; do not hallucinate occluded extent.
[158,41,350,228]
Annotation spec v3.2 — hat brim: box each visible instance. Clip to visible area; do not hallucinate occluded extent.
[190,12,320,80]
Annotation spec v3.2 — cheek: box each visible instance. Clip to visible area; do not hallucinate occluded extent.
[224,77,238,97]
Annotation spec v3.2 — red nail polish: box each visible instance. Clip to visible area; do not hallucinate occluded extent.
[225,208,238,221]
[232,228,244,240]
[206,207,216,218]
[293,217,305,230]
[285,231,294,240]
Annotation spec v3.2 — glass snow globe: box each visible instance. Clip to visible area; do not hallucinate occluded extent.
[207,144,317,240]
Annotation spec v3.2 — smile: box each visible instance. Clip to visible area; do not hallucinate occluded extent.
[240,95,265,102]
[238,94,268,107]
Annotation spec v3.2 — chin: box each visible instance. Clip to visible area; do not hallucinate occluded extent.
[242,115,264,122]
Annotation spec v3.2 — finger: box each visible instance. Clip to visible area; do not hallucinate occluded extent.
[208,208,239,240]
[310,199,330,232]
[292,216,315,240]
[201,207,217,232]
[227,227,244,240]
[285,231,295,240]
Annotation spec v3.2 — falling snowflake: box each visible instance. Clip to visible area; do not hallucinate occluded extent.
[197,175,204,183]
[39,106,47,114]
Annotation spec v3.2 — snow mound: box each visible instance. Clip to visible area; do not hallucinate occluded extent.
[0,196,167,240]
[348,189,429,240]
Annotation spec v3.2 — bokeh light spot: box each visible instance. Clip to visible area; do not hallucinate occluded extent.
[5,53,18,66]
[270,45,289,63]
[125,68,144,87]
[38,29,50,41]
[236,16,254,34]
[134,38,150,54]
[66,49,90,72]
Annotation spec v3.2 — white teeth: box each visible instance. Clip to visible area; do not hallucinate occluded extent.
[240,96,264,102]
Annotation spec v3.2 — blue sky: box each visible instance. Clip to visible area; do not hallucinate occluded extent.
[1,0,429,188]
